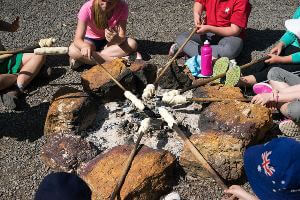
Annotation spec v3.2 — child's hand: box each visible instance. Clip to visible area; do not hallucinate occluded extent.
[196,24,210,34]
[10,16,19,32]
[251,93,273,105]
[265,54,283,64]
[193,13,201,27]
[81,44,94,60]
[105,27,118,43]
[270,42,284,56]
[223,185,258,200]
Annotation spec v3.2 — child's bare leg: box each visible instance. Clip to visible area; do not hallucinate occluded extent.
[279,102,289,118]
[68,42,97,65]
[269,80,289,93]
[0,74,17,90]
[101,37,138,59]
[238,75,257,86]
[17,53,45,89]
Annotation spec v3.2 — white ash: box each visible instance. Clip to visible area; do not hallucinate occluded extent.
[85,88,202,157]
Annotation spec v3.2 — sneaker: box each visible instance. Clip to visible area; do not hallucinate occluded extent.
[253,82,273,94]
[168,43,179,57]
[279,119,300,137]
[69,58,82,70]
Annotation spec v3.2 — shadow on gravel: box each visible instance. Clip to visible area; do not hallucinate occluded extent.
[0,102,49,141]
[137,40,173,61]
[237,28,285,64]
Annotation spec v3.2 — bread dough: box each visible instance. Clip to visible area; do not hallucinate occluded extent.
[124,91,145,111]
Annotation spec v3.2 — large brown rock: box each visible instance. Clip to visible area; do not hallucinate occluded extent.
[158,62,192,89]
[81,59,157,101]
[44,87,98,136]
[198,101,273,140]
[179,101,273,181]
[40,133,98,172]
[193,85,245,100]
[78,145,176,200]
[180,131,245,181]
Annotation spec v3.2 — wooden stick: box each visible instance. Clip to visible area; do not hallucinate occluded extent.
[154,27,198,85]
[93,57,127,92]
[0,45,40,60]
[110,130,146,200]
[91,54,160,118]
[172,125,228,190]
[189,97,251,103]
[180,56,269,94]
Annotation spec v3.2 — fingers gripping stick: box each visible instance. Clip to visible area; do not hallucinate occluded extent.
[124,91,145,111]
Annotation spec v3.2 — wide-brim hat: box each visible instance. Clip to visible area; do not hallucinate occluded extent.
[285,19,300,39]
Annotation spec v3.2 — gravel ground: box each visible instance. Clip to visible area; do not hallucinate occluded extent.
[0,0,299,199]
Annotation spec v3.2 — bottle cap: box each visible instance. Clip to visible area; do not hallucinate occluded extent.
[204,40,210,45]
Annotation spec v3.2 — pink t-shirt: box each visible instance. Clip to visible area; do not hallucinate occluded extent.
[78,0,129,39]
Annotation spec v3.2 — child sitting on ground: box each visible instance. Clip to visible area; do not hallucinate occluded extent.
[169,0,251,60]
[223,137,300,200]
[250,19,300,136]
[0,17,45,110]
[240,6,300,86]
[68,0,141,70]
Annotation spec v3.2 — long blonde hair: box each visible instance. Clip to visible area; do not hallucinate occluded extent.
[92,0,119,29]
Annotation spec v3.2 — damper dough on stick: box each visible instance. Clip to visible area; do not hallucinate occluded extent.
[158,107,177,128]
[142,84,155,100]
[124,91,145,111]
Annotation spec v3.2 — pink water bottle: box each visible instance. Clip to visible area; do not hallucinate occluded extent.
[200,40,213,76]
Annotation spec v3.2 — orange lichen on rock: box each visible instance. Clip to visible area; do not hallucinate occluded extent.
[78,145,176,200]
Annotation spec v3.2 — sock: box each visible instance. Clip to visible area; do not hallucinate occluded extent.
[17,82,25,92]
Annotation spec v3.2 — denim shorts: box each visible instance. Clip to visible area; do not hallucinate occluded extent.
[84,37,108,51]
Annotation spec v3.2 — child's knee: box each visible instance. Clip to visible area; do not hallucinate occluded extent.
[68,43,80,59]
[267,67,282,81]
[175,32,189,46]
[286,101,300,123]
[127,38,138,51]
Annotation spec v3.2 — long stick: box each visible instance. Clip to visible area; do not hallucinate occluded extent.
[180,56,269,94]
[91,54,159,118]
[173,124,228,190]
[189,97,251,103]
[0,45,39,55]
[110,130,146,200]
[0,45,40,60]
[154,28,198,85]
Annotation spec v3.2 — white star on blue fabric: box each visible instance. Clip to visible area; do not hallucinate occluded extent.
[273,189,277,192]
[281,180,286,184]
[272,181,276,184]
[257,165,262,172]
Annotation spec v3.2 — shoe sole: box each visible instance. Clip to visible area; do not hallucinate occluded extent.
[279,120,300,137]
[225,66,241,87]
[213,57,229,83]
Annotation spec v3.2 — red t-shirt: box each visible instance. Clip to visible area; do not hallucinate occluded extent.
[195,0,251,38]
